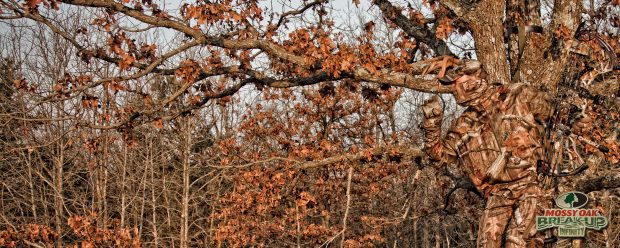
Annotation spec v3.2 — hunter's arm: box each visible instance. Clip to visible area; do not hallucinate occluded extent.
[421,95,458,164]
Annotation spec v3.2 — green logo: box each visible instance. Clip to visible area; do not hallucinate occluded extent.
[537,191,608,237]
[555,192,588,209]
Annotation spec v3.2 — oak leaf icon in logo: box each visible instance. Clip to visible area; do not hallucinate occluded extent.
[555,192,588,209]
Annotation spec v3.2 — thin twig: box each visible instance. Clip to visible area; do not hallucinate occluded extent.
[340,166,353,248]
[276,0,327,28]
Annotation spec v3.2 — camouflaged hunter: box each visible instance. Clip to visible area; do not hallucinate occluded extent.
[422,72,553,247]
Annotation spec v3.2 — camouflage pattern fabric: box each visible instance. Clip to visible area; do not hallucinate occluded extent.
[477,174,543,247]
[422,73,552,248]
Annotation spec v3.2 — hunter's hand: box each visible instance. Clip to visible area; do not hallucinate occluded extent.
[422,95,443,120]
[421,95,447,161]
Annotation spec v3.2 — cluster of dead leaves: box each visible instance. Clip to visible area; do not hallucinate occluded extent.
[12,78,37,93]
[22,0,59,11]
[181,1,262,26]
[0,224,57,248]
[104,80,127,93]
[208,80,407,246]
[435,18,455,40]
[68,213,141,248]
[81,94,99,109]
[175,59,202,83]
[279,25,414,79]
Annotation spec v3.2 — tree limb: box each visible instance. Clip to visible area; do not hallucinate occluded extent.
[276,0,327,28]
[23,1,463,97]
[60,0,310,67]
[577,174,620,193]
[372,0,455,56]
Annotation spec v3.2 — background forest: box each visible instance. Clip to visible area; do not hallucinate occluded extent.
[0,0,619,247]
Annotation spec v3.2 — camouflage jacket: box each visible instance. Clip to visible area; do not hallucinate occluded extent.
[423,82,551,195]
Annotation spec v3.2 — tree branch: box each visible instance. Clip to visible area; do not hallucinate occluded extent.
[372,0,455,56]
[296,146,423,170]
[577,174,620,193]
[352,67,452,93]
[276,0,327,28]
[60,0,311,68]
[20,8,191,80]
[61,0,202,38]
[26,0,465,96]
[78,67,244,130]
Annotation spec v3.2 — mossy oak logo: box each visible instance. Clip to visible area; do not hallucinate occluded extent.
[536,192,608,237]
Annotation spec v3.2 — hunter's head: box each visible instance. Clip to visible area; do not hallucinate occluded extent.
[452,74,492,108]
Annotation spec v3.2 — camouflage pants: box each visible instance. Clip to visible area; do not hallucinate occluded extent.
[477,175,545,248]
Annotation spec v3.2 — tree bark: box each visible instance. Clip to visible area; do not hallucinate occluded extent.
[578,174,620,193]
[180,116,192,248]
[516,0,582,89]
[54,140,63,248]
[464,0,511,84]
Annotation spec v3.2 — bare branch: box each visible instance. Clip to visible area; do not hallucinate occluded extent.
[61,0,202,38]
[340,166,353,248]
[577,173,620,193]
[372,0,455,56]
[276,0,327,28]
[0,14,21,19]
[296,146,423,170]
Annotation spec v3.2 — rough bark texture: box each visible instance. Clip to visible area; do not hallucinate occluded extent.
[516,0,582,89]
[373,0,455,56]
[463,0,511,85]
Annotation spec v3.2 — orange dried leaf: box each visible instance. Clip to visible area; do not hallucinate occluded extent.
[13,79,27,89]
[26,0,42,9]
[436,18,454,39]
[554,25,572,39]
[154,118,164,129]
[52,83,63,92]
[143,94,153,107]
[409,11,426,25]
